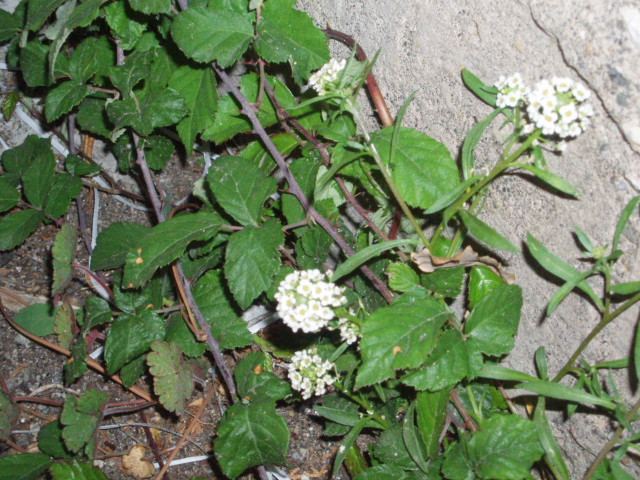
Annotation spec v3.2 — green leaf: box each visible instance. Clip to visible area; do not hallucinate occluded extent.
[415,389,451,458]
[45,80,90,122]
[282,155,320,224]
[0,453,52,480]
[128,0,172,14]
[65,337,89,385]
[82,297,112,332]
[465,284,522,357]
[50,461,108,480]
[612,195,640,252]
[371,424,417,469]
[386,263,420,292]
[421,266,465,299]
[458,210,519,253]
[15,303,57,336]
[54,304,74,352]
[104,1,146,50]
[60,389,108,455]
[52,224,76,295]
[546,269,594,316]
[461,69,498,107]
[214,400,289,478]
[526,233,603,310]
[166,313,207,357]
[461,109,502,180]
[533,398,571,480]
[44,174,82,218]
[65,154,102,177]
[371,127,460,210]
[91,222,150,271]
[192,270,253,349]
[0,391,18,442]
[169,65,218,154]
[20,39,51,87]
[423,175,481,215]
[332,239,417,283]
[235,352,291,402]
[147,340,194,413]
[27,0,65,31]
[516,164,579,197]
[22,141,56,208]
[478,363,538,383]
[207,155,277,227]
[612,281,640,296]
[104,310,166,374]
[224,219,283,309]
[77,98,113,139]
[516,380,617,410]
[38,420,73,459]
[2,91,20,121]
[113,272,166,314]
[63,0,104,30]
[352,465,415,480]
[334,417,372,474]
[0,176,20,212]
[119,355,147,388]
[468,265,504,310]
[403,403,430,473]
[255,0,330,83]
[0,209,44,251]
[123,212,221,288]
[0,10,20,43]
[1,135,50,175]
[355,294,450,388]
[171,7,254,67]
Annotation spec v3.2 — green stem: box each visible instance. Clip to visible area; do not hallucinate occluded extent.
[335,381,392,429]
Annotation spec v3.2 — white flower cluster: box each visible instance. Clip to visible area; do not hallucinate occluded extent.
[288,347,336,399]
[495,73,594,140]
[308,58,346,96]
[275,269,347,333]
[328,310,361,345]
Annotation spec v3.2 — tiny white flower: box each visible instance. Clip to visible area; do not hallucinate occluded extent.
[552,76,574,92]
[572,82,591,102]
[558,103,578,123]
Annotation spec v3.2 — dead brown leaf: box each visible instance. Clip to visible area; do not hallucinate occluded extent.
[121,444,155,479]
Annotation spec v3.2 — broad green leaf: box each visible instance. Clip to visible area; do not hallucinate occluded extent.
[63,0,104,30]
[0,209,44,251]
[91,222,150,271]
[415,389,451,458]
[20,39,51,87]
[421,266,465,298]
[465,284,522,356]
[0,453,52,480]
[165,313,207,357]
[461,69,498,107]
[255,0,330,83]
[52,224,76,295]
[240,134,299,174]
[119,355,147,388]
[104,310,166,374]
[22,141,56,208]
[64,337,88,385]
[371,424,416,469]
[128,0,172,14]
[423,175,481,215]
[517,164,579,197]
[38,420,72,459]
[332,239,417,283]
[114,272,166,314]
[2,90,20,121]
[297,225,333,270]
[27,0,65,31]
[147,340,194,413]
[207,155,277,227]
[65,154,102,177]
[516,380,617,410]
[371,127,460,210]
[214,400,289,478]
[224,219,283,309]
[282,155,320,224]
[54,303,74,350]
[171,7,253,67]
[123,212,221,288]
[386,263,420,293]
[77,98,112,138]
[169,65,218,153]
[461,109,501,180]
[0,391,18,442]
[108,49,149,96]
[14,303,57,336]
[82,297,112,331]
[1,135,51,175]
[314,405,360,428]
[526,233,603,310]
[45,80,89,122]
[235,352,291,402]
[192,270,253,349]
[0,177,19,212]
[60,389,108,455]
[468,265,504,310]
[458,210,519,253]
[44,173,82,218]
[104,1,146,50]
[612,195,640,252]
[50,461,108,480]
[143,135,175,170]
[0,10,20,43]
[355,294,450,388]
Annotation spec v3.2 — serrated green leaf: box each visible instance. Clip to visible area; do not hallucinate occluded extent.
[0,391,18,442]
[1,135,48,174]
[22,141,56,208]
[0,176,20,212]
[166,313,207,357]
[129,0,172,14]
[0,453,52,480]
[224,219,283,308]
[355,294,450,388]
[207,155,276,227]
[458,210,519,253]
[44,173,82,218]
[332,239,417,283]
[214,400,289,478]
[192,270,253,349]
[282,155,320,224]
[91,222,150,271]
[297,225,333,270]
[421,266,465,298]
[69,37,100,82]
[20,39,51,87]
[255,0,330,83]
[60,389,108,455]
[65,154,102,177]
[171,7,253,67]
[465,284,522,357]
[235,352,291,402]
[2,91,20,121]
[461,69,498,107]
[119,355,147,388]
[50,460,108,480]
[0,10,20,43]
[104,310,166,374]
[147,340,194,413]
[123,212,220,288]
[371,127,460,210]
[169,65,218,154]
[82,297,111,331]
[371,424,416,469]
[54,303,74,349]
[14,303,57,336]
[114,271,166,314]
[45,80,90,122]
[104,1,146,50]
[469,265,504,310]
[65,337,88,385]
[386,263,420,292]
[77,98,112,138]
[38,420,73,459]
[0,209,44,251]
[27,0,65,31]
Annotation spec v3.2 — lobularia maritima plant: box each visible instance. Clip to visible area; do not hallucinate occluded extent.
[0,1,638,479]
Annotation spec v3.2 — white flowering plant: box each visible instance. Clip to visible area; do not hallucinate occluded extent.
[0,2,638,480]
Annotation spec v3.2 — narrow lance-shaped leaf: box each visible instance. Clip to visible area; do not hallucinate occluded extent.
[516,164,579,197]
[458,210,519,253]
[516,380,616,410]
[461,109,502,180]
[461,69,498,107]
[612,195,640,252]
[332,239,417,282]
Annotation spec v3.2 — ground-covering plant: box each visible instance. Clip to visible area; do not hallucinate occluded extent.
[0,1,639,479]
